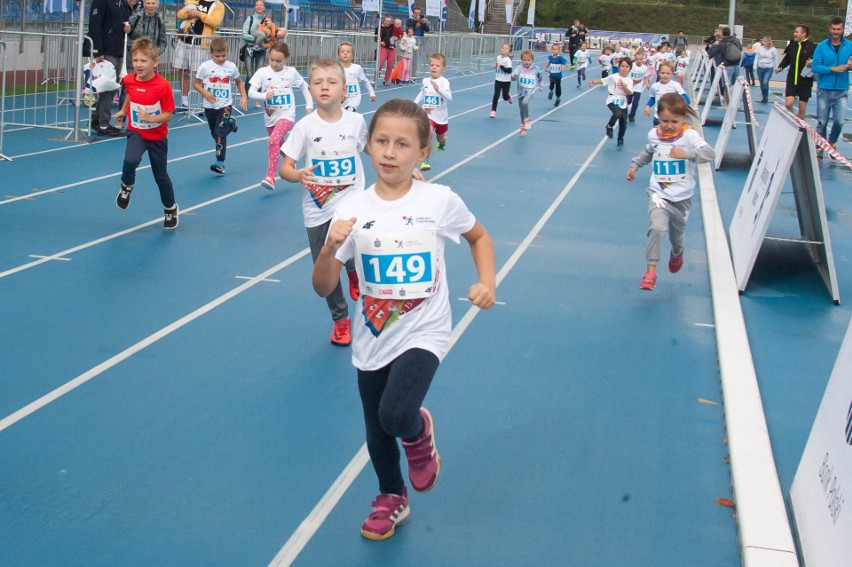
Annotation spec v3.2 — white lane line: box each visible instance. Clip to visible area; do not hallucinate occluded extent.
[694,322,716,328]
[28,255,71,261]
[0,183,258,280]
[235,276,280,283]
[267,132,609,567]
[458,297,506,305]
[0,247,312,434]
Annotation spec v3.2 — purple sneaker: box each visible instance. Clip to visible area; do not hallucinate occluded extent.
[360,488,410,541]
[402,408,441,492]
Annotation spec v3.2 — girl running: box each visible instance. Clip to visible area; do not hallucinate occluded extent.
[512,49,543,136]
[490,43,513,118]
[626,93,714,291]
[248,41,312,190]
[339,42,377,112]
[589,57,633,146]
[644,61,690,126]
[312,99,496,541]
[627,50,650,122]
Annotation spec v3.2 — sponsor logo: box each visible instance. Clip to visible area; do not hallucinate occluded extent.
[362,221,375,229]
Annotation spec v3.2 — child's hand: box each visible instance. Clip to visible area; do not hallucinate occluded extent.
[136,109,150,122]
[468,282,495,309]
[588,80,594,87]
[239,97,248,110]
[370,95,377,102]
[669,147,686,159]
[410,168,424,181]
[643,107,651,117]
[326,217,356,251]
[626,167,637,181]
[203,91,215,103]
[113,109,126,121]
[430,80,439,91]
[266,90,275,100]
[299,163,319,188]
[305,107,314,114]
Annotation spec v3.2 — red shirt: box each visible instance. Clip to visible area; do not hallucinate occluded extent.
[122,72,175,141]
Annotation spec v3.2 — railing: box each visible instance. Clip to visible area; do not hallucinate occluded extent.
[0,40,9,160]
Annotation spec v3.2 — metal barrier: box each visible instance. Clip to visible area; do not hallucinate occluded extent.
[0,40,9,161]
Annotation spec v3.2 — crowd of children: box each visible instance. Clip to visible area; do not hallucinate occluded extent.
[111,32,717,540]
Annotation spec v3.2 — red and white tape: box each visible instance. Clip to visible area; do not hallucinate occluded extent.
[738,77,762,129]
[773,102,852,169]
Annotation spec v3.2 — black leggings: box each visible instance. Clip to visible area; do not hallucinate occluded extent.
[491,80,511,111]
[121,131,175,208]
[607,103,628,140]
[204,106,233,162]
[549,75,562,98]
[358,348,440,495]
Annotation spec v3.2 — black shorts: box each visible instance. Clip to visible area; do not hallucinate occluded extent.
[785,78,814,102]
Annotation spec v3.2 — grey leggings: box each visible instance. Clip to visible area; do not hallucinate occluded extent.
[645,189,692,265]
[358,348,440,495]
[518,91,535,122]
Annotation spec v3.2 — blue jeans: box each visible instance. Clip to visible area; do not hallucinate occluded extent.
[757,67,774,101]
[724,64,740,90]
[816,89,848,145]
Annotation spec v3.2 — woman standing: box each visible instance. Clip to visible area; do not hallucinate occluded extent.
[242,0,286,97]
[376,16,397,85]
[754,36,779,103]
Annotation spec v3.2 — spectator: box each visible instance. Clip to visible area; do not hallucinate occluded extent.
[174,0,224,111]
[707,26,743,89]
[568,19,587,69]
[776,24,816,119]
[241,0,286,93]
[124,0,167,65]
[811,17,852,159]
[406,7,429,37]
[672,30,688,54]
[376,15,396,86]
[754,35,779,103]
[88,0,131,136]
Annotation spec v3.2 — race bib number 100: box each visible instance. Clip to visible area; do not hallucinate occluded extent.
[355,231,437,300]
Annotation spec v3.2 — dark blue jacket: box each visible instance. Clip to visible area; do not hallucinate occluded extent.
[89,0,131,58]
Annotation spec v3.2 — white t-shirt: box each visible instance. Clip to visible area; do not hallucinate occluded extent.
[602,73,631,107]
[675,56,690,75]
[648,80,687,118]
[342,63,376,111]
[331,180,476,370]
[599,53,613,68]
[195,59,240,109]
[644,127,709,201]
[495,55,513,82]
[574,49,590,69]
[414,75,452,125]
[629,63,649,93]
[248,66,312,127]
[281,110,368,228]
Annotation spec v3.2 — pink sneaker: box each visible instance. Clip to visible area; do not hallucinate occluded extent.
[508,95,513,104]
[331,318,351,346]
[639,271,657,291]
[402,408,441,492]
[360,488,410,541]
[346,269,360,301]
[260,176,275,190]
[519,127,527,137]
[668,250,684,273]
[523,118,531,130]
[489,110,496,118]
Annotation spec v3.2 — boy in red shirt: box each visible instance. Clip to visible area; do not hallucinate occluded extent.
[114,37,179,229]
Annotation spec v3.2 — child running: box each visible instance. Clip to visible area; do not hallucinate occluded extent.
[599,46,612,78]
[490,43,513,118]
[644,61,690,126]
[675,49,690,86]
[626,93,714,291]
[113,37,179,229]
[279,59,367,346]
[413,53,452,171]
[574,42,590,88]
[247,41,313,191]
[627,49,650,122]
[512,49,543,136]
[589,57,633,146]
[545,43,568,106]
[193,37,248,175]
[339,42,376,112]
[311,98,496,541]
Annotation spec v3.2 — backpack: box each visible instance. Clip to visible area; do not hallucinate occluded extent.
[724,39,742,63]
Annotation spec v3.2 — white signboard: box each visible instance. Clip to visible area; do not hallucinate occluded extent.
[728,106,839,301]
[425,0,441,18]
[362,0,379,11]
[700,64,724,125]
[791,314,852,566]
[714,78,744,169]
[694,59,713,113]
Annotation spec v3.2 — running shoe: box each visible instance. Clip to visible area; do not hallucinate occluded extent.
[347,269,360,301]
[261,176,276,190]
[163,205,179,230]
[668,250,684,273]
[547,91,553,100]
[617,138,624,146]
[829,144,837,161]
[360,488,410,541]
[436,142,445,152]
[419,160,431,171]
[554,98,560,107]
[402,408,441,492]
[507,95,513,104]
[519,127,526,137]
[639,271,656,291]
[489,110,496,118]
[523,118,531,130]
[331,318,351,346]
[606,126,614,139]
[210,161,225,174]
[116,183,133,210]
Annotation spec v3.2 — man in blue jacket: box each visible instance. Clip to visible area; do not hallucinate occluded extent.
[812,17,852,159]
[88,0,131,136]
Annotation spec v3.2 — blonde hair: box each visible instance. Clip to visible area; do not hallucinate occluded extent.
[657,60,675,74]
[430,53,446,66]
[130,37,159,60]
[657,92,698,120]
[209,37,227,53]
[308,58,346,83]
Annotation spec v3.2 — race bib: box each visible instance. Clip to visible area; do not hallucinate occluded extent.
[204,79,231,104]
[266,86,294,110]
[421,93,441,110]
[519,73,536,89]
[345,82,359,98]
[129,101,162,130]
[355,230,437,300]
[308,144,358,187]
[607,94,627,108]
[653,148,688,183]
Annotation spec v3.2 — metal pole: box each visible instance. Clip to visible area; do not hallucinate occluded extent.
[728,0,735,33]
[72,0,87,142]
[374,6,383,85]
[0,41,11,161]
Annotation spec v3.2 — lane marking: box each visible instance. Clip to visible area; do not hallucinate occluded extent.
[458,297,506,305]
[235,276,280,283]
[0,248,311,434]
[27,255,71,261]
[267,132,609,567]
